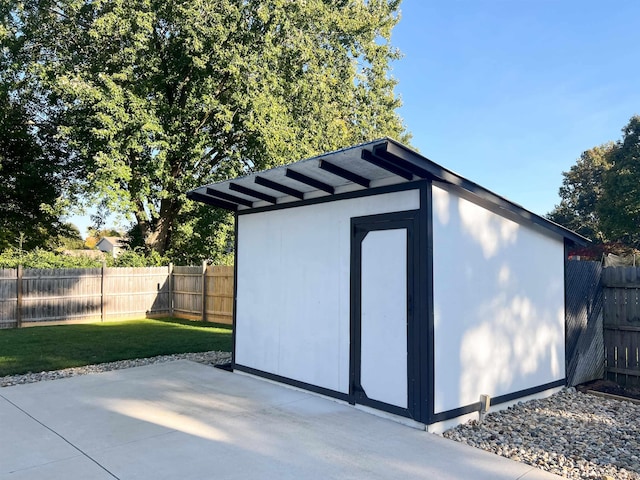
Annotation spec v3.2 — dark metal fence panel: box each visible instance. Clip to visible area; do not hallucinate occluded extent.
[566,260,604,386]
[602,266,640,386]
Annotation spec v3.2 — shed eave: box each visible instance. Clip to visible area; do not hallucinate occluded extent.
[187,138,590,246]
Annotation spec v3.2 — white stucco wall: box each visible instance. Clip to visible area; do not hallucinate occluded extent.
[431,184,566,414]
[235,189,420,394]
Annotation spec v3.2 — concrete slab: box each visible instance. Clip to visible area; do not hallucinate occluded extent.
[0,361,562,480]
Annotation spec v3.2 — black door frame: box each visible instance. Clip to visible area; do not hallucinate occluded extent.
[349,209,423,420]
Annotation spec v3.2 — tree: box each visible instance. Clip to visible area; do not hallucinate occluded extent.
[0,2,80,251]
[12,0,408,257]
[547,143,613,242]
[599,116,640,244]
[0,88,66,250]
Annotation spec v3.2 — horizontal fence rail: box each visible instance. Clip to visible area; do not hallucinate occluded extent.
[0,263,233,328]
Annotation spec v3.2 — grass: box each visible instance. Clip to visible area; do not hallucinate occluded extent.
[0,318,232,377]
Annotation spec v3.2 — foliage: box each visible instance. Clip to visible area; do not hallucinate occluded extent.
[0,318,232,376]
[0,247,167,268]
[8,0,409,258]
[0,88,69,251]
[548,115,640,246]
[54,223,86,250]
[109,248,168,267]
[598,116,640,244]
[0,3,82,251]
[0,248,103,269]
[546,144,613,241]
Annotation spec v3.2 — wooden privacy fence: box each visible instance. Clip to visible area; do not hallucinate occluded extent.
[0,264,233,329]
[172,264,234,324]
[602,266,640,386]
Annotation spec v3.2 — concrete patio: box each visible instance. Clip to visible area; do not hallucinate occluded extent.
[0,360,562,479]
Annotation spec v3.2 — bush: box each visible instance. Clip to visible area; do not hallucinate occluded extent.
[0,248,169,269]
[108,249,168,267]
[0,248,102,268]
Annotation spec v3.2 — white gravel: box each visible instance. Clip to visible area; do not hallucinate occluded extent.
[0,351,232,387]
[443,388,640,480]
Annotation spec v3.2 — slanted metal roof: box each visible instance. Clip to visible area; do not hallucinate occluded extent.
[187,138,589,245]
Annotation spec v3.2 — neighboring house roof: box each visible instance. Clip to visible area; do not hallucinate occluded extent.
[188,138,589,246]
[96,237,123,249]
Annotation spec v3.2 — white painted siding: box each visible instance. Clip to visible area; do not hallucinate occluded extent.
[360,229,408,408]
[431,183,565,414]
[235,190,420,394]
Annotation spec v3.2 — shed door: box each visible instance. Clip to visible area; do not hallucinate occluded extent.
[350,211,420,419]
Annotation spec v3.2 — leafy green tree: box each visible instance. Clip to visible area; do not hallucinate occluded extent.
[599,116,640,244]
[0,2,80,251]
[547,143,614,241]
[0,88,68,250]
[12,0,408,258]
[54,223,86,250]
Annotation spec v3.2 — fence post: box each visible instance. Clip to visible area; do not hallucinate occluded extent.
[168,263,174,318]
[201,260,208,322]
[16,265,23,328]
[101,262,106,322]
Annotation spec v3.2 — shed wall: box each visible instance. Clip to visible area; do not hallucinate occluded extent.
[235,189,420,394]
[431,184,565,413]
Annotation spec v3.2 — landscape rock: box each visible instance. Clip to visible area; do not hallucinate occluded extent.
[443,388,640,479]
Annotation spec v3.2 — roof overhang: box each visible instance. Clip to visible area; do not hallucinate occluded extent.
[187,138,589,246]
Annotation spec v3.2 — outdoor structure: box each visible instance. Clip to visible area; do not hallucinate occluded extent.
[96,237,124,258]
[188,139,588,431]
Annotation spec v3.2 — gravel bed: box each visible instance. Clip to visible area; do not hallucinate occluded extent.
[443,388,640,480]
[0,351,232,388]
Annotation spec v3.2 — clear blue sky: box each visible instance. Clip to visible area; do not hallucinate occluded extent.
[392,0,639,216]
[70,1,639,237]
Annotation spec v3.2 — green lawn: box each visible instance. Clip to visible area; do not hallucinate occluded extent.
[0,318,232,377]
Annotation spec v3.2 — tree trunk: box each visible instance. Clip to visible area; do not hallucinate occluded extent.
[145,198,180,255]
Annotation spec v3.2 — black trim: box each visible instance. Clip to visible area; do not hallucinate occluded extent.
[491,378,566,406]
[187,191,237,211]
[361,149,413,181]
[231,212,239,368]
[214,362,233,372]
[238,180,424,215]
[189,138,588,246]
[319,160,370,188]
[229,182,277,204]
[430,379,566,423]
[234,364,351,403]
[432,179,573,243]
[206,188,254,208]
[350,210,422,421]
[422,181,433,425]
[372,143,433,179]
[285,168,335,194]
[255,176,305,200]
[431,403,483,423]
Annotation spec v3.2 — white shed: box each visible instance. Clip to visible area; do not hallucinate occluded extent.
[188,139,587,431]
